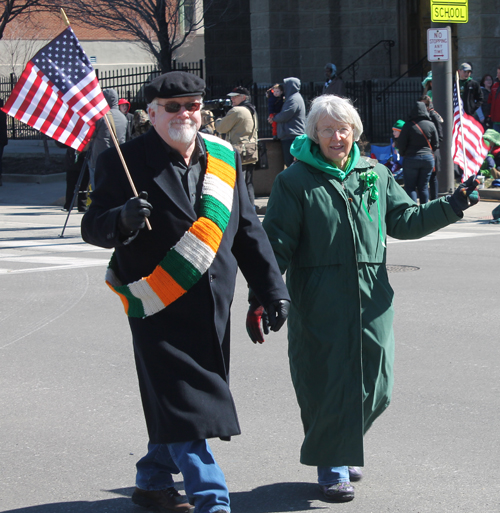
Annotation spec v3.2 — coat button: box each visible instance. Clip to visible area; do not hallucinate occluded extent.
[210,274,214,282]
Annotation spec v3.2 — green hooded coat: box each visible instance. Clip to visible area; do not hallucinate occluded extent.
[262,137,461,467]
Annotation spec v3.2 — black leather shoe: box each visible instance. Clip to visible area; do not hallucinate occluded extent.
[320,481,355,502]
[131,487,194,512]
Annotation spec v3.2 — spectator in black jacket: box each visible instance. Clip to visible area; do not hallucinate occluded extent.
[421,95,443,200]
[458,63,483,116]
[396,101,439,204]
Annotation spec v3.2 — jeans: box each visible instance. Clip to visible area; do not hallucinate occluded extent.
[403,154,435,204]
[317,466,350,485]
[136,441,230,513]
[281,138,295,168]
[493,122,500,134]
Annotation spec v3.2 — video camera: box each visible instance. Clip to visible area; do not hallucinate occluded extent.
[203,98,232,119]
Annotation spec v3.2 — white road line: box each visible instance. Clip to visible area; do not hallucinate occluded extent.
[388,230,500,244]
[0,240,110,252]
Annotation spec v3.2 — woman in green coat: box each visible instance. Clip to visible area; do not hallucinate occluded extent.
[248,95,479,502]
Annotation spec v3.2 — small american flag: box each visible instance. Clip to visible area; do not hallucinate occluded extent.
[1,26,109,151]
[451,82,488,181]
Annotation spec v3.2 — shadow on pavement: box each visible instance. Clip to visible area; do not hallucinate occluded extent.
[230,482,326,512]
[1,483,326,513]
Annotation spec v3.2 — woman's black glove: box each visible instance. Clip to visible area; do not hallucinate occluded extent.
[246,298,290,344]
[447,175,480,216]
[119,191,152,234]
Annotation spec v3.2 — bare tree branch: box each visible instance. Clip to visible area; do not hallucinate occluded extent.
[0,0,54,41]
[59,0,233,72]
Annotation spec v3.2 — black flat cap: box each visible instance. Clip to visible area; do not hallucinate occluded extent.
[144,71,205,102]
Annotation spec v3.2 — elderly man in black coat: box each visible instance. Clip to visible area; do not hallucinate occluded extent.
[81,72,290,513]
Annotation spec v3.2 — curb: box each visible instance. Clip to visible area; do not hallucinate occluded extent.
[478,189,500,201]
[2,173,66,184]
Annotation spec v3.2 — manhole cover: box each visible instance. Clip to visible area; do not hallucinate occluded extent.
[386,265,420,273]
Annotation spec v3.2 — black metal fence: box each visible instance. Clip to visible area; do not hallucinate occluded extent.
[1,62,423,144]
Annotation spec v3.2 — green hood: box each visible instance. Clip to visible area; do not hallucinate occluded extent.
[290,134,360,181]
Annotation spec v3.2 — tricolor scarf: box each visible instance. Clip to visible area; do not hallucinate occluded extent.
[105,133,237,318]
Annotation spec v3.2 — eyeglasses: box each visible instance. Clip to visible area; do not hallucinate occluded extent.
[317,126,352,138]
[156,101,202,113]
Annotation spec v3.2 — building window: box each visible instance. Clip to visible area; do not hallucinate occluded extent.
[180,0,196,33]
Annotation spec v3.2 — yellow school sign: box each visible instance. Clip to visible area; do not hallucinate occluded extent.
[431,0,468,23]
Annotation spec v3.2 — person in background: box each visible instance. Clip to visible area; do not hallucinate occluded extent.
[322,63,345,96]
[251,93,479,504]
[487,66,500,134]
[0,98,7,186]
[131,109,153,139]
[422,71,433,100]
[458,62,483,117]
[118,98,134,141]
[88,89,128,189]
[389,119,404,182]
[396,100,438,204]
[480,74,493,126]
[266,83,284,140]
[215,86,259,207]
[421,95,443,200]
[273,77,306,168]
[81,71,290,513]
[200,109,215,134]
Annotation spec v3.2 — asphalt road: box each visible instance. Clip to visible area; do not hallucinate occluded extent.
[0,182,499,512]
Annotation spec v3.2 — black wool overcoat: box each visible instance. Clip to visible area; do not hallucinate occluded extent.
[81,129,289,443]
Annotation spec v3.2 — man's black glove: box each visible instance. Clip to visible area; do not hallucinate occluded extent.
[447,175,480,216]
[246,298,290,344]
[119,191,153,234]
[266,299,290,332]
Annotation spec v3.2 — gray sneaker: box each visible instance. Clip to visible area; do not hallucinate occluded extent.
[348,466,363,481]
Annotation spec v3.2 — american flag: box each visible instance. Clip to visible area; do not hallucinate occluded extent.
[451,82,488,181]
[1,26,109,151]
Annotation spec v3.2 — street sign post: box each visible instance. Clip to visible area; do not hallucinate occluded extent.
[427,27,451,62]
[431,0,468,23]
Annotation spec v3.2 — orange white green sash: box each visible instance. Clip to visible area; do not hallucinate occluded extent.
[105,133,237,318]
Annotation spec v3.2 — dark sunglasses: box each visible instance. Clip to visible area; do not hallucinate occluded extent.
[158,101,202,113]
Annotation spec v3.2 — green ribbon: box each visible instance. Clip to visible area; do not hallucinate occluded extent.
[359,170,386,248]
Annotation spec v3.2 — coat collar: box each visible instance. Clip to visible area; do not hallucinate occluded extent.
[143,128,205,221]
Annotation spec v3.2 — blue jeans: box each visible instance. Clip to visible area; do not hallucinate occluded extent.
[493,122,500,134]
[403,154,435,204]
[317,466,350,485]
[136,441,230,513]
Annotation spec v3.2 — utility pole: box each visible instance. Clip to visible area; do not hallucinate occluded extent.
[430,24,454,195]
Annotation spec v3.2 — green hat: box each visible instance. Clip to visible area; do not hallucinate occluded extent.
[392,119,405,131]
[422,71,432,88]
[483,129,500,147]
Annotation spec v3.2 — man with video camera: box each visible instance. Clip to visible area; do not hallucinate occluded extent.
[215,86,259,207]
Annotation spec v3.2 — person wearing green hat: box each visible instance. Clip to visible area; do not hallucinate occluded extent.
[253,94,480,504]
[422,71,433,100]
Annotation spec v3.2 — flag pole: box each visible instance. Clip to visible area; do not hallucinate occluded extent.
[60,8,151,231]
[455,71,469,179]
[103,115,152,231]
[60,8,70,27]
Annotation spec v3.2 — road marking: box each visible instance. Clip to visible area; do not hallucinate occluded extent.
[0,256,110,274]
[388,230,500,244]
[0,239,108,252]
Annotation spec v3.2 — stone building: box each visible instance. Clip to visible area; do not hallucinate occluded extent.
[205,0,500,85]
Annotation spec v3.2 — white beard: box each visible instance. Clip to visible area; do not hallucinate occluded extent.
[168,120,198,143]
